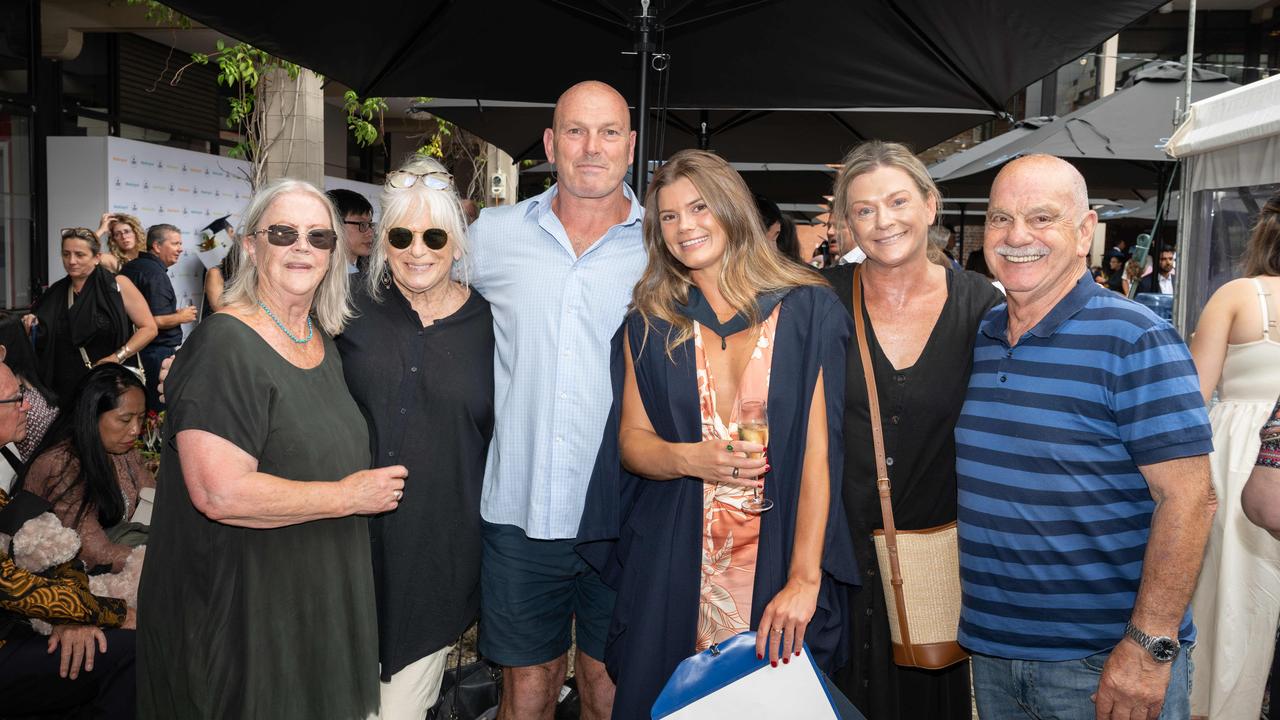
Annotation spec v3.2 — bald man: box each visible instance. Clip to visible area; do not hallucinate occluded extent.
[466,81,645,720]
[954,155,1215,720]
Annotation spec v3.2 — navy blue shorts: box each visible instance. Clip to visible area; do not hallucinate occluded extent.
[478,520,615,667]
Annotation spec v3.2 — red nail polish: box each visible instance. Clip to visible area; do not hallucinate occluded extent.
[794,650,801,657]
[783,657,790,664]
[757,653,763,660]
[770,660,777,668]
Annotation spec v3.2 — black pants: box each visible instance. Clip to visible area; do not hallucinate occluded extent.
[138,344,176,413]
[0,628,135,719]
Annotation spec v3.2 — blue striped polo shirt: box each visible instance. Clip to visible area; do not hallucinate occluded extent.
[955,270,1212,660]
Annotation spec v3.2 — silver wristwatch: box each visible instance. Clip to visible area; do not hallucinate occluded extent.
[1123,621,1179,663]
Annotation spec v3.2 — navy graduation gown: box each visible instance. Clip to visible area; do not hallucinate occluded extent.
[577,284,860,719]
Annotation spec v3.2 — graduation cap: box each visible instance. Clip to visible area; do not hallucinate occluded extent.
[202,215,233,237]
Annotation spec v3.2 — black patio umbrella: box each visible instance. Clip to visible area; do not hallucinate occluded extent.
[930,62,1238,201]
[416,98,994,164]
[165,0,1168,190]
[521,160,837,204]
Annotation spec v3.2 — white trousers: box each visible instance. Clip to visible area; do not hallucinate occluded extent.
[379,644,453,720]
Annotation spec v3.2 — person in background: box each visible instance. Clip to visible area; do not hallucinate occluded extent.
[1186,190,1280,720]
[1137,249,1176,295]
[1242,395,1280,536]
[16,365,152,573]
[328,188,376,274]
[826,141,1002,719]
[336,156,495,719]
[755,193,803,263]
[578,149,856,719]
[460,198,481,226]
[1100,250,1128,294]
[200,216,238,319]
[121,224,194,411]
[0,316,59,460]
[0,361,136,719]
[137,178,403,719]
[928,226,962,270]
[97,213,145,274]
[959,155,1213,719]
[25,228,157,403]
[467,80,646,720]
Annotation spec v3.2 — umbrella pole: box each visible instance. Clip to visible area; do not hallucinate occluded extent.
[632,0,654,194]
[1184,0,1197,115]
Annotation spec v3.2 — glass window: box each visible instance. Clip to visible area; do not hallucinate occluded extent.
[1180,183,1280,333]
[0,109,31,307]
[1056,54,1098,115]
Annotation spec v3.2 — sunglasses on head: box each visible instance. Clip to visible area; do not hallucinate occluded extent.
[60,227,98,242]
[387,227,448,250]
[386,170,454,191]
[253,224,338,250]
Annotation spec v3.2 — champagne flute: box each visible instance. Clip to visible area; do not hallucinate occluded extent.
[738,400,773,513]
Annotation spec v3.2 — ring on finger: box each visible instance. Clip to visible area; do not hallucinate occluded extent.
[773,628,783,634]
[732,467,740,479]
[726,443,734,452]
[393,489,403,501]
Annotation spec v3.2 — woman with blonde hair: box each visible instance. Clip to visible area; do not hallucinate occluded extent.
[335,155,494,719]
[578,149,858,718]
[138,178,404,719]
[825,140,1001,719]
[1187,190,1280,720]
[97,213,145,273]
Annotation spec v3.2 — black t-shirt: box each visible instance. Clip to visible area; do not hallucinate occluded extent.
[121,252,181,347]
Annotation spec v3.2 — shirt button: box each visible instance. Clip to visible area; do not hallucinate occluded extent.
[417,330,424,336]
[410,366,418,373]
[890,415,899,425]
[555,436,563,443]
[865,608,873,616]
[863,643,871,650]
[1000,375,1008,383]
[387,450,395,457]
[399,408,407,415]
[886,457,894,466]
[895,373,906,383]
[560,392,567,399]
[866,567,876,576]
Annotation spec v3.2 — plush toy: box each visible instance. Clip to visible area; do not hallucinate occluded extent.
[0,491,143,635]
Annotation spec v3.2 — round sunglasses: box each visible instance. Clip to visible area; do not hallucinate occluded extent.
[387,227,448,250]
[253,224,338,251]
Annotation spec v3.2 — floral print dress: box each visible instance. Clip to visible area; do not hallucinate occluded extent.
[691,306,779,651]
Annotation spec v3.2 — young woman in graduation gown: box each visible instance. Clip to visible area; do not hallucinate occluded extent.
[577,149,859,718]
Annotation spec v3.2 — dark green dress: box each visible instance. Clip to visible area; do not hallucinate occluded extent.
[137,314,379,719]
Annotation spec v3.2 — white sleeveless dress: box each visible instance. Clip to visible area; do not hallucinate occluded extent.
[1190,278,1280,719]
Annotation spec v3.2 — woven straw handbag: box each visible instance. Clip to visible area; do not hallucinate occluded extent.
[852,265,968,671]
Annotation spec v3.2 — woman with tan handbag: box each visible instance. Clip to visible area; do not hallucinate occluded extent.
[826,141,1002,719]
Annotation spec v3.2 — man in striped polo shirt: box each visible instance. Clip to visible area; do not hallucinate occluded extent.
[956,155,1216,719]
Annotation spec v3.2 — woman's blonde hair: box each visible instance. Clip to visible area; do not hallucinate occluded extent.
[106,213,145,265]
[831,140,940,234]
[1242,191,1280,277]
[632,149,825,356]
[223,178,353,336]
[366,155,471,301]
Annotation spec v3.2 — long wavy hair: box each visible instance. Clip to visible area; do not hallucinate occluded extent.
[222,178,353,336]
[631,150,825,357]
[366,155,471,301]
[106,213,145,266]
[14,365,143,528]
[1242,190,1280,277]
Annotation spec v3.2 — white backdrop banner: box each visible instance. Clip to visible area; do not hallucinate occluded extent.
[48,136,381,334]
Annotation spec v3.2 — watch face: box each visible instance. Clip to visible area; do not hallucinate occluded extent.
[1152,638,1179,662]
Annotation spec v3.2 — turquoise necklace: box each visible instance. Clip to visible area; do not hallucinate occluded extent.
[258,300,313,344]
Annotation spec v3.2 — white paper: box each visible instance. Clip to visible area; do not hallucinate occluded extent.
[131,486,155,526]
[660,649,838,720]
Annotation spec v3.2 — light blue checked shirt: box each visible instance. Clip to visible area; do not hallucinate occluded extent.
[470,183,646,539]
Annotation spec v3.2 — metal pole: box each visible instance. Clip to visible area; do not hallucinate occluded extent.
[698,110,710,150]
[631,0,653,194]
[1184,0,1197,121]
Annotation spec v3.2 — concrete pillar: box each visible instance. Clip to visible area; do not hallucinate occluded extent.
[1099,35,1120,98]
[260,68,325,187]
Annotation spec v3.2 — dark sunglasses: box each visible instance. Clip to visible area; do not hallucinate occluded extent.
[253,224,338,250]
[387,227,448,251]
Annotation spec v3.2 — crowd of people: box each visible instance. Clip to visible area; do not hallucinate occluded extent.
[0,77,1278,720]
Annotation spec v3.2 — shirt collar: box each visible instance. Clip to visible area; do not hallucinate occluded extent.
[527,182,644,229]
[979,269,1099,345]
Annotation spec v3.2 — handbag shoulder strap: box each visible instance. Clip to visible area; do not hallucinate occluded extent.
[852,265,912,646]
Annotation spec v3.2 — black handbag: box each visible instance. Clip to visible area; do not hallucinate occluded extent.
[427,658,502,720]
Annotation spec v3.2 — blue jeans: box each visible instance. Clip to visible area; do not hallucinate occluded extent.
[971,646,1192,719]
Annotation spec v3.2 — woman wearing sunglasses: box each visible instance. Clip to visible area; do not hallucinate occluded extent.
[335,156,494,719]
[24,228,157,402]
[137,179,404,720]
